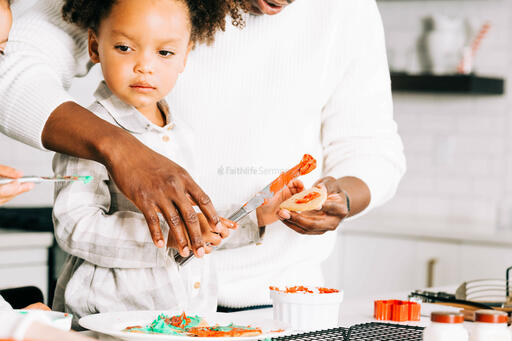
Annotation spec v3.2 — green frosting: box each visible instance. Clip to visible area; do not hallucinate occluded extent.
[78,176,93,184]
[124,313,203,335]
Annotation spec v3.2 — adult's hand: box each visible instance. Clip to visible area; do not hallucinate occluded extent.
[0,165,34,205]
[278,176,370,235]
[42,102,222,258]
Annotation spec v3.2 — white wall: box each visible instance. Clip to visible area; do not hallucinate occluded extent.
[368,0,512,228]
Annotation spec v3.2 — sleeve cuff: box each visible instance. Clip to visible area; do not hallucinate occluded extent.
[217,209,263,250]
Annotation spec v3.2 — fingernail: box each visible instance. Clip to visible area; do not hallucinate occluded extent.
[156,240,164,248]
[215,222,223,233]
[279,209,291,220]
[328,194,342,200]
[197,247,205,257]
[182,247,190,257]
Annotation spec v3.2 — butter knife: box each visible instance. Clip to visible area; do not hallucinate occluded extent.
[0,175,93,185]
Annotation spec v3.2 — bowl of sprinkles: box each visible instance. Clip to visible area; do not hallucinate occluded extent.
[269,286,343,331]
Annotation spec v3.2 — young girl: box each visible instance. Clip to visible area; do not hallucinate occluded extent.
[52,0,301,328]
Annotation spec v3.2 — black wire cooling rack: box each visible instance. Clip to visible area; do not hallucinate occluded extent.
[268,322,425,341]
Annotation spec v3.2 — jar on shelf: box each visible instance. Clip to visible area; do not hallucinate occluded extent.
[469,310,511,341]
[423,311,468,341]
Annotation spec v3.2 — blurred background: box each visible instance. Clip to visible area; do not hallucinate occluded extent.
[1,0,511,305]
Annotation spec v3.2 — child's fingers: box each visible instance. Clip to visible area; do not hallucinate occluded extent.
[199,213,229,240]
[287,179,304,194]
[0,165,23,179]
[220,217,237,230]
[205,232,222,247]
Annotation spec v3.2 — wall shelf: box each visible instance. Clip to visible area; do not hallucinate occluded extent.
[390,73,505,95]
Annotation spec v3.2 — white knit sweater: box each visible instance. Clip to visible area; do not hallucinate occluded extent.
[0,0,405,307]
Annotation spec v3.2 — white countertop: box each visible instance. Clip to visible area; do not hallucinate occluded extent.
[82,290,456,340]
[342,213,512,247]
[0,228,53,248]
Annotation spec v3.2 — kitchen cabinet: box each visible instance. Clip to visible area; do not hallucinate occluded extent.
[322,219,512,299]
[0,229,53,303]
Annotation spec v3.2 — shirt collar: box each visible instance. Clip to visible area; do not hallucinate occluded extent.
[93,81,172,134]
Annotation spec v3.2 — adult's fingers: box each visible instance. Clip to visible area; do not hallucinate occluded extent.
[160,201,190,257]
[0,181,34,201]
[287,211,329,230]
[322,195,349,217]
[281,219,325,235]
[174,194,205,257]
[140,204,165,248]
[0,165,22,178]
[313,176,339,193]
[187,179,222,233]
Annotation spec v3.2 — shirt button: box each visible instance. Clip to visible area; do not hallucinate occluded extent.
[194,281,201,289]
[162,135,170,142]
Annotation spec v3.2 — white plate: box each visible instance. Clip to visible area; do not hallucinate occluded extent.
[79,310,292,340]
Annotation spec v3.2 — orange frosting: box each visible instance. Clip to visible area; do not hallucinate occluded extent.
[295,191,321,204]
[269,154,316,194]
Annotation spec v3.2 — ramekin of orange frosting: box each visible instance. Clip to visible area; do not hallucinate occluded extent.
[269,286,343,331]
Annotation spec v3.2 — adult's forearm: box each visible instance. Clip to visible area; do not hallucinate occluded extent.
[41,101,134,165]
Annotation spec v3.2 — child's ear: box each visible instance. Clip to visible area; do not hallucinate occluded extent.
[179,41,194,73]
[88,29,100,64]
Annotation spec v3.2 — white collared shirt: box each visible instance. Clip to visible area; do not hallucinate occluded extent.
[51,82,212,328]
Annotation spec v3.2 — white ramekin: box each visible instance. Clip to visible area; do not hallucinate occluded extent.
[270,287,344,331]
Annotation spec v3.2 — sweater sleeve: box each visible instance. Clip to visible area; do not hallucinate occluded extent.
[52,152,175,268]
[320,0,406,213]
[0,0,88,150]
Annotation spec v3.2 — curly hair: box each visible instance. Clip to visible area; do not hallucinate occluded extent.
[62,0,248,45]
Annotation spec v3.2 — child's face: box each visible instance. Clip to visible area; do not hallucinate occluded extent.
[89,0,192,111]
[0,1,12,55]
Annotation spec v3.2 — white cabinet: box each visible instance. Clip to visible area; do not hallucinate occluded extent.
[323,230,512,299]
[458,244,512,281]
[0,230,53,303]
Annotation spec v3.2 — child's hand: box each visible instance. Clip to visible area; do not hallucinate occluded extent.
[256,179,304,227]
[23,302,51,311]
[0,165,34,205]
[167,214,237,255]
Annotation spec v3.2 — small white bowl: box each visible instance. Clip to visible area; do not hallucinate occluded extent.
[270,287,344,331]
[15,310,73,331]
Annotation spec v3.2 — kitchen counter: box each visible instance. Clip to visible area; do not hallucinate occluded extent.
[83,290,451,340]
[342,213,512,247]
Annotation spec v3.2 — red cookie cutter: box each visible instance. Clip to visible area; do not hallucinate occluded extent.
[374,300,421,322]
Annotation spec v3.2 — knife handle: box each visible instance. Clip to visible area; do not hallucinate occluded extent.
[0,177,43,185]
[173,207,250,267]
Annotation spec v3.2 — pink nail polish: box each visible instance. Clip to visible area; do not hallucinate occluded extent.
[157,240,164,248]
[197,247,205,257]
[182,247,190,257]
